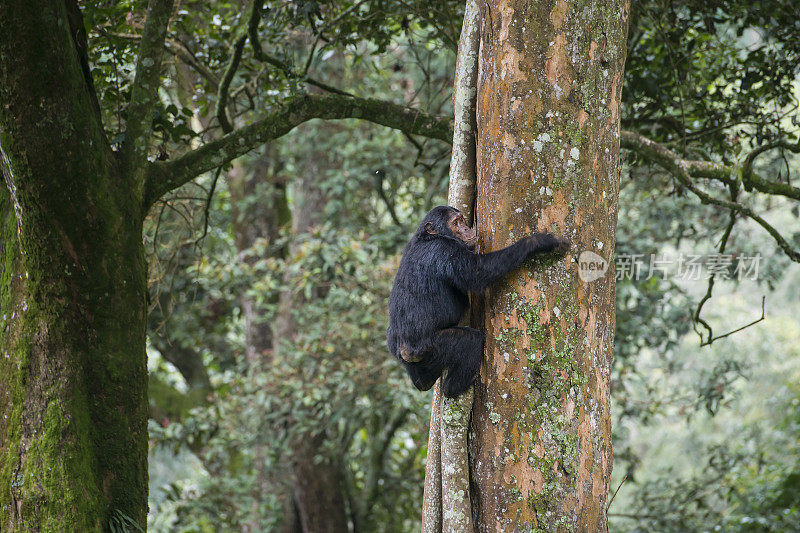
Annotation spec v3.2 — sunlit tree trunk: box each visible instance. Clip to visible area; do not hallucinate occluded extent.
[469,0,629,530]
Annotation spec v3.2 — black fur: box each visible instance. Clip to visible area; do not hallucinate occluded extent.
[387,206,569,398]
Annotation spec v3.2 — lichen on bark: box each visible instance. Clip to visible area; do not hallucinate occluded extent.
[469,0,630,531]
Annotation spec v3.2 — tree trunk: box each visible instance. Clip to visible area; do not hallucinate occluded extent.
[469,0,629,531]
[229,148,289,365]
[0,2,149,530]
[290,434,349,533]
[228,150,300,533]
[273,126,349,533]
[422,1,480,530]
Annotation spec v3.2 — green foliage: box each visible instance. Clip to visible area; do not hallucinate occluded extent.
[147,223,431,531]
[625,0,800,155]
[613,384,800,532]
[68,0,797,529]
[109,510,146,533]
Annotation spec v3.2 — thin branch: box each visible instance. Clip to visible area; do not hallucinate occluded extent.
[166,37,220,88]
[374,170,404,228]
[121,0,175,178]
[621,130,800,201]
[701,296,766,346]
[693,211,736,343]
[301,38,319,77]
[606,475,628,511]
[621,130,800,262]
[216,33,248,133]
[247,7,352,98]
[657,19,687,155]
[608,513,663,520]
[741,139,800,199]
[102,31,220,89]
[621,130,732,185]
[144,93,452,206]
[195,166,222,246]
[216,2,272,135]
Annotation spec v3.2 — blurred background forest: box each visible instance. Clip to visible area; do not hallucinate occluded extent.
[72,0,800,530]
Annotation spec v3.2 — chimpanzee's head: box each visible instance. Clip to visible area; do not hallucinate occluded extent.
[417,206,478,248]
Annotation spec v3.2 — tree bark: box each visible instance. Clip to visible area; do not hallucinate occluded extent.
[469,0,629,531]
[290,434,348,533]
[0,2,149,529]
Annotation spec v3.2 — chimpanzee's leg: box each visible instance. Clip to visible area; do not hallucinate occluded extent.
[405,355,443,392]
[435,327,484,398]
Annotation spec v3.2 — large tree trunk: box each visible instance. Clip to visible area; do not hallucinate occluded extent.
[468,0,629,531]
[0,2,150,530]
[0,2,149,530]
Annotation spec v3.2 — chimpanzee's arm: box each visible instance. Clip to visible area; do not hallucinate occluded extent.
[450,234,566,292]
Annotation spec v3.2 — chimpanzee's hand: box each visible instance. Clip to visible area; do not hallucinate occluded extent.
[552,235,570,254]
[525,233,570,255]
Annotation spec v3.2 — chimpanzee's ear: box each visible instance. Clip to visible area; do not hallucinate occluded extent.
[425,222,437,234]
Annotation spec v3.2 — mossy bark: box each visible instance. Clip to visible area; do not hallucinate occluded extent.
[470,0,629,531]
[0,1,149,530]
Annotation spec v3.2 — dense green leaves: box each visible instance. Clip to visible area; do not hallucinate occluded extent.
[74,0,797,530]
[625,0,800,156]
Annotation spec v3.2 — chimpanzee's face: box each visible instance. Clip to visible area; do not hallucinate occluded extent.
[448,210,477,248]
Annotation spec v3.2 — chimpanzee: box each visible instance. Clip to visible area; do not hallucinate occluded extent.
[387,206,569,398]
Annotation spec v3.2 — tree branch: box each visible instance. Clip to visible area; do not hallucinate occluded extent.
[216,5,253,134]
[693,210,736,344]
[701,295,766,346]
[104,31,220,89]
[741,139,800,200]
[621,130,733,185]
[374,170,404,228]
[144,93,452,206]
[166,37,220,89]
[65,0,102,122]
[621,130,800,200]
[121,0,174,179]
[446,0,480,222]
[363,407,409,517]
[247,2,352,97]
[621,130,800,262]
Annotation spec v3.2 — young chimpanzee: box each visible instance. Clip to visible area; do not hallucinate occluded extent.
[387,206,569,398]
